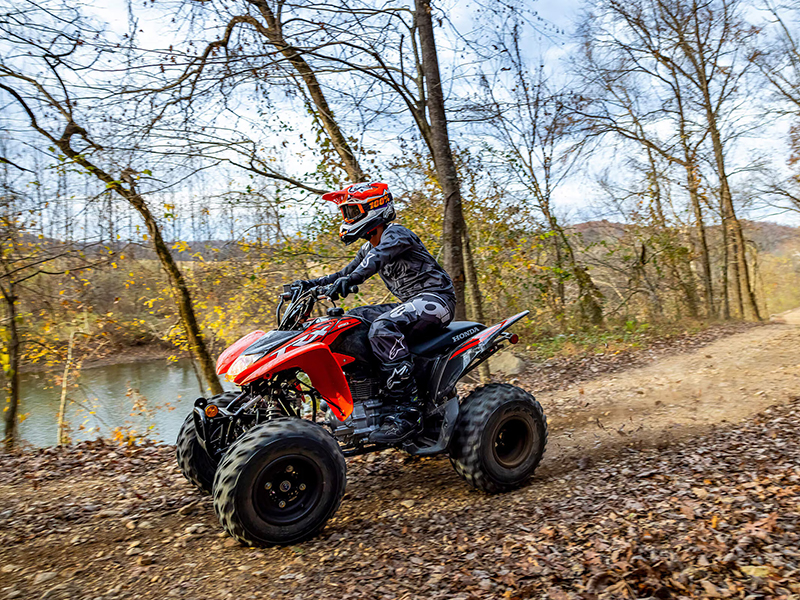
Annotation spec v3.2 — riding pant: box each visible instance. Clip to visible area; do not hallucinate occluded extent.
[347,293,456,363]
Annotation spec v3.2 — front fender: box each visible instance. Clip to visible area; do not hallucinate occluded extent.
[238,342,354,421]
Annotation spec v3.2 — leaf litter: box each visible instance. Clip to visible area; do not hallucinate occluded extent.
[1,322,799,600]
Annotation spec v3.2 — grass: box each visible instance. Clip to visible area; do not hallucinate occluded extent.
[520,318,724,360]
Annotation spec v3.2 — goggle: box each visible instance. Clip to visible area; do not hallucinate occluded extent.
[340,201,367,224]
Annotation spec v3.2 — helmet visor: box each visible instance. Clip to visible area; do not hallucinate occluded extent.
[340,202,366,224]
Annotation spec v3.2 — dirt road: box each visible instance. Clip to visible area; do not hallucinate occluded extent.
[543,319,800,470]
[2,320,799,600]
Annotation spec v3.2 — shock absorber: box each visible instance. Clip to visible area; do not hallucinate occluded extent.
[264,403,284,422]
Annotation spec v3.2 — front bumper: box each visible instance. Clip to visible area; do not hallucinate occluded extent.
[192,396,238,458]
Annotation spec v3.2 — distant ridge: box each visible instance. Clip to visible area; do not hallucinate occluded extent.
[567,219,799,253]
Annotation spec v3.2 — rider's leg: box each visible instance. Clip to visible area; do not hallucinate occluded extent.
[367,294,454,444]
[345,303,399,321]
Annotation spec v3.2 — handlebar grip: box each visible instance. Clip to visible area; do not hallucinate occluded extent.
[348,284,359,295]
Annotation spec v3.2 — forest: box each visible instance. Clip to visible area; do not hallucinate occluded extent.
[3,0,800,450]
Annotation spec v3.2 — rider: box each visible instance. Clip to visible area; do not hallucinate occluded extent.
[295,182,456,444]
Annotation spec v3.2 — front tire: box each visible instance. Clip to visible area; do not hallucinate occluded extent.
[176,391,238,494]
[449,383,547,493]
[213,419,346,547]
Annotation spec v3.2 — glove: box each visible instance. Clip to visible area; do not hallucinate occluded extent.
[325,276,351,301]
[292,279,313,291]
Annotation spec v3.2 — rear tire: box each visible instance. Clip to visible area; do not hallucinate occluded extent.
[176,391,238,494]
[213,419,346,547]
[449,383,547,493]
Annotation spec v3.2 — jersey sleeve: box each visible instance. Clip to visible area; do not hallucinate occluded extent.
[347,226,411,286]
[312,243,370,286]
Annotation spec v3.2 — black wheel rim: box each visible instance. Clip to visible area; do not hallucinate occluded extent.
[492,416,534,469]
[252,454,324,526]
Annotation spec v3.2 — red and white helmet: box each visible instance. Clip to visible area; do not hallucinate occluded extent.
[323,182,396,245]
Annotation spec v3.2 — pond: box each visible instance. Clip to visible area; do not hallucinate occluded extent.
[17,359,235,448]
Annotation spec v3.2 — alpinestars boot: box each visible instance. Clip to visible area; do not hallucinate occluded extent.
[370,360,422,445]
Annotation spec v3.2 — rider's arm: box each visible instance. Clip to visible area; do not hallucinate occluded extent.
[347,225,408,286]
[310,243,371,287]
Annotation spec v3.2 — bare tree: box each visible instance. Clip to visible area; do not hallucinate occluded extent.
[0,3,224,394]
[754,0,800,111]
[576,0,762,320]
[476,31,605,326]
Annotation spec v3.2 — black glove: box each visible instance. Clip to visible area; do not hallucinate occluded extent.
[325,276,351,301]
[292,279,313,291]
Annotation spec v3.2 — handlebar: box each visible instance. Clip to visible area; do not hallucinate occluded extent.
[281,283,358,301]
[277,282,359,330]
[316,284,358,300]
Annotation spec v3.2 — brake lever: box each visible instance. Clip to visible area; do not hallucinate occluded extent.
[316,284,359,302]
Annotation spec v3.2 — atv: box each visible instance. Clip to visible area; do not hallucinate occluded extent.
[176,282,547,546]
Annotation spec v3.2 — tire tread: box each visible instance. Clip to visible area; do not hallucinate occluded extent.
[212,418,346,547]
[175,391,238,494]
[449,383,547,493]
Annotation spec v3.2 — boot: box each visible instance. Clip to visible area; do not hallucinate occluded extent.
[369,360,422,445]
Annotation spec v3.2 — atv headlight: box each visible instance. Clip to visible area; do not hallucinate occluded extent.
[226,353,261,382]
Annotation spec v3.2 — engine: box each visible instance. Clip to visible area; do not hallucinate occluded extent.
[326,376,388,445]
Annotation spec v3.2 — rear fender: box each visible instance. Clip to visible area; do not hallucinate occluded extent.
[238,342,354,421]
[431,310,529,402]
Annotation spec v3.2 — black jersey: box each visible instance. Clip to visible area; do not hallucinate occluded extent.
[314,224,456,303]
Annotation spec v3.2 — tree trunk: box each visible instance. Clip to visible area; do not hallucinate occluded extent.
[692,53,761,321]
[463,230,490,381]
[415,0,467,319]
[251,0,366,183]
[728,225,744,318]
[2,285,20,452]
[128,195,224,395]
[720,221,730,319]
[57,331,78,445]
[686,166,715,316]
[54,133,224,395]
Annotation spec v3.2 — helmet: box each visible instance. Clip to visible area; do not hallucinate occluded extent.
[322,182,396,245]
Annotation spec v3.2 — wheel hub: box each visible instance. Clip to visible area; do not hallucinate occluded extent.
[492,416,533,469]
[253,455,323,525]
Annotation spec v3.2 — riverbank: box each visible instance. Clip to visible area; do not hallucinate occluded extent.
[17,343,179,375]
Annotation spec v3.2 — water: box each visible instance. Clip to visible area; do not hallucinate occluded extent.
[17,358,234,448]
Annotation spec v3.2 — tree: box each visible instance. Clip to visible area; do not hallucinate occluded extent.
[0,2,224,394]
[0,178,107,449]
[410,0,468,318]
[576,0,762,320]
[752,1,800,219]
[477,34,605,326]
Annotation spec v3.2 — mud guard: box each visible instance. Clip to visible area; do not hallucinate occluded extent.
[216,330,266,375]
[238,342,354,420]
[430,311,529,403]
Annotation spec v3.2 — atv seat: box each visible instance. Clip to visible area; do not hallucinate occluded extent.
[410,321,486,356]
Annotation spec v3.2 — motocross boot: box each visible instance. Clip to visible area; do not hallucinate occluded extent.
[370,360,422,445]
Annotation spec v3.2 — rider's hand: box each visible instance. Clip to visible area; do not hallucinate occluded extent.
[292,279,312,291]
[325,276,351,301]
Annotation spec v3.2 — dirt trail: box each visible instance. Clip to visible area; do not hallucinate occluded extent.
[542,320,800,469]
[2,319,799,600]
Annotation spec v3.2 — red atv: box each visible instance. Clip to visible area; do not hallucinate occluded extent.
[176,282,547,546]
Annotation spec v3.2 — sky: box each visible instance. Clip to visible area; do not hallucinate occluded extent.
[6,0,799,236]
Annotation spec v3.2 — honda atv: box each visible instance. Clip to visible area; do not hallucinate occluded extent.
[176,282,547,547]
